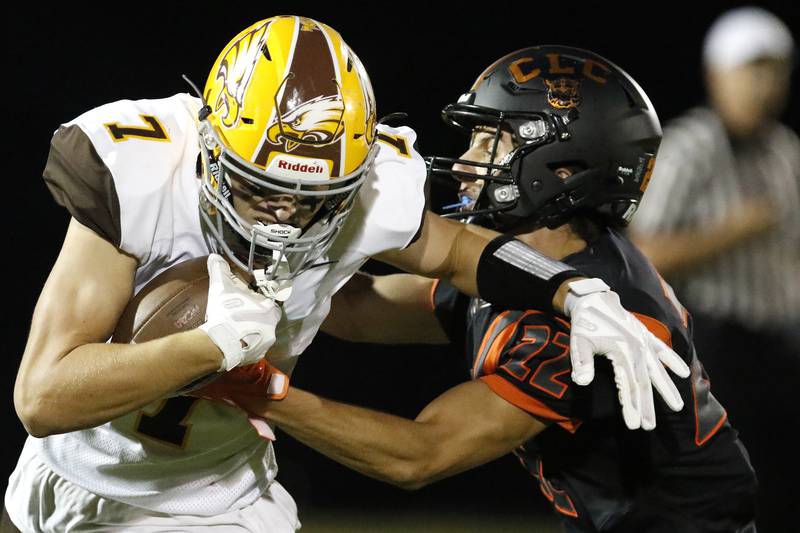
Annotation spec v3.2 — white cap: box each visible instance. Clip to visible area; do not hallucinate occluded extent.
[703,7,795,70]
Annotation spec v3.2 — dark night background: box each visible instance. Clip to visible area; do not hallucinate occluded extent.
[4,2,799,529]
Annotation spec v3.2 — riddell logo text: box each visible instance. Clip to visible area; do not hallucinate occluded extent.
[277,160,325,174]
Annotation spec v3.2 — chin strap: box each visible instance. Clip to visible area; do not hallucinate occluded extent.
[253,261,293,302]
[249,223,301,302]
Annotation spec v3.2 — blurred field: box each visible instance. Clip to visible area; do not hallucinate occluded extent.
[298,510,561,532]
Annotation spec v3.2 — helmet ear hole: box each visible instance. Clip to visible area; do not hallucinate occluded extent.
[546,161,587,179]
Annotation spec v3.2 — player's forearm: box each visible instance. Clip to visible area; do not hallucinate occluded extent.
[380,213,578,314]
[15,329,222,437]
[233,387,442,490]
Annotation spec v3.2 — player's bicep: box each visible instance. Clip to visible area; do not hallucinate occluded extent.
[322,272,448,344]
[20,218,137,373]
[414,380,544,484]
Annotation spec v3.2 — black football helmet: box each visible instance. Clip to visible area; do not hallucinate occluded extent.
[430,45,662,230]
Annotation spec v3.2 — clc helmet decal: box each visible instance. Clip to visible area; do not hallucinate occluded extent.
[211,21,270,129]
[266,94,346,152]
[501,53,611,88]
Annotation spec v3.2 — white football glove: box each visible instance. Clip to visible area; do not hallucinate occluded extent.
[199,254,282,372]
[564,278,691,431]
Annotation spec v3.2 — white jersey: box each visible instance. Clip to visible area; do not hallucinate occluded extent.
[20,94,427,516]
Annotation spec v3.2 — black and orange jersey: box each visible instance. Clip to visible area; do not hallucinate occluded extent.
[433,227,757,532]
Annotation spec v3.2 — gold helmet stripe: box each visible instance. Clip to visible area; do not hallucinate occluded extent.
[344,52,373,174]
[315,20,347,177]
[348,43,377,168]
[321,23,372,175]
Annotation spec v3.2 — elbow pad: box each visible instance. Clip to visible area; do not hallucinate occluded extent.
[476,235,583,311]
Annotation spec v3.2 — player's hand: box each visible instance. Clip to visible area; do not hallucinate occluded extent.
[190,359,289,401]
[200,254,282,371]
[190,360,288,442]
[564,278,690,431]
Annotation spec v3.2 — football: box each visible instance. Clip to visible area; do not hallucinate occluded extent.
[112,256,216,392]
[112,256,210,343]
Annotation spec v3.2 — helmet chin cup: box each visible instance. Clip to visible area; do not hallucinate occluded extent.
[250,224,299,301]
[252,229,297,302]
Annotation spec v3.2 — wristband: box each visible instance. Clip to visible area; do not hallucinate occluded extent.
[476,235,584,311]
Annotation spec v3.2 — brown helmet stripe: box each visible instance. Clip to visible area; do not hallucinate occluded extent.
[254,17,343,176]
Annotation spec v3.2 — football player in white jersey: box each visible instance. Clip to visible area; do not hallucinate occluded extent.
[6,17,686,532]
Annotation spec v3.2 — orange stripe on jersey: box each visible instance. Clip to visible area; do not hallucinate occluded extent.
[537,459,579,518]
[472,310,513,377]
[657,273,689,329]
[691,363,729,446]
[632,312,672,347]
[553,315,570,330]
[480,374,582,433]
[483,319,523,375]
[428,279,440,312]
[692,382,728,446]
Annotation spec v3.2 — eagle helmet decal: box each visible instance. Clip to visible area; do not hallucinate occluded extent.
[266,94,346,152]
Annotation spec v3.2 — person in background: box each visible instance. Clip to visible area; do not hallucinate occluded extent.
[630,7,799,532]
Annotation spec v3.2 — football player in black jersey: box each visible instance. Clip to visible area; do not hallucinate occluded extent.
[203,46,757,532]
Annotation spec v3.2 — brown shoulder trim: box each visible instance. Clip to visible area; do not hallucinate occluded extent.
[43,125,121,246]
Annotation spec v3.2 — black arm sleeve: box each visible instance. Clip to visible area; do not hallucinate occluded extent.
[476,235,584,312]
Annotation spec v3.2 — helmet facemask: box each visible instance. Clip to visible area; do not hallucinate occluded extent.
[197,117,378,299]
